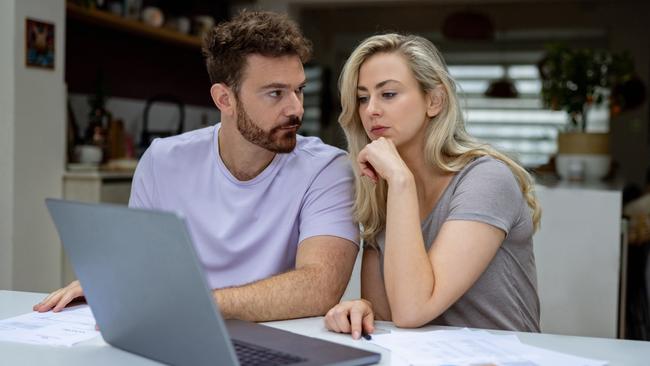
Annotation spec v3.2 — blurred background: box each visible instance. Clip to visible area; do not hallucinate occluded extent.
[1,0,649,342]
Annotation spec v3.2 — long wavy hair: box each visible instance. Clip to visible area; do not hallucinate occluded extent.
[338,33,541,245]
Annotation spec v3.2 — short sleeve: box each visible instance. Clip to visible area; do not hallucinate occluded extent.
[128,140,158,209]
[447,158,523,235]
[298,155,359,246]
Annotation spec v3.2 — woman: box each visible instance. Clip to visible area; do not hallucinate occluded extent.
[325,34,541,339]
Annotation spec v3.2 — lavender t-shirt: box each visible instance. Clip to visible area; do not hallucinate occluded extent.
[128,123,359,289]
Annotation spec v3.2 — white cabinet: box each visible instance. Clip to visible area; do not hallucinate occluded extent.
[61,170,133,284]
[534,183,623,338]
[63,171,133,205]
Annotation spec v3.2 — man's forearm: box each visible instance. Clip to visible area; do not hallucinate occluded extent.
[213,264,348,322]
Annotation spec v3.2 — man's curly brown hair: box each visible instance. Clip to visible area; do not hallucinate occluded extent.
[202,11,312,94]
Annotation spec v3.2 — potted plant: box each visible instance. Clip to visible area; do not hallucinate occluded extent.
[538,44,643,180]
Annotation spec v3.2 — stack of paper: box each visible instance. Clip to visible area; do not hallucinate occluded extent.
[370,328,608,366]
[0,305,100,347]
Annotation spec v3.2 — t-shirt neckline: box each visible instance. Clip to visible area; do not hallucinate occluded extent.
[213,123,285,186]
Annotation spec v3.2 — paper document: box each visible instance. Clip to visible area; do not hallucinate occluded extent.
[370,328,608,366]
[0,305,100,347]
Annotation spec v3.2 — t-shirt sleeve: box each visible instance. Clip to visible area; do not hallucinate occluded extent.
[128,140,158,209]
[447,159,523,235]
[298,155,360,246]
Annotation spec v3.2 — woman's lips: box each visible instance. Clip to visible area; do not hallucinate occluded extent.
[371,126,389,135]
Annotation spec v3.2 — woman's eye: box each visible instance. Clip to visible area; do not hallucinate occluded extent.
[357,96,369,104]
[382,92,397,99]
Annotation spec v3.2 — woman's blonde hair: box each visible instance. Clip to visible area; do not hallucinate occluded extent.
[338,33,541,245]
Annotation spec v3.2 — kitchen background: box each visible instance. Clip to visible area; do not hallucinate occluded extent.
[1,0,649,341]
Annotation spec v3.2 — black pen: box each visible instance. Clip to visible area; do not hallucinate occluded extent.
[361,331,372,340]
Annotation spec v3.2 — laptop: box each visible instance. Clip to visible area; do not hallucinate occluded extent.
[45,198,381,366]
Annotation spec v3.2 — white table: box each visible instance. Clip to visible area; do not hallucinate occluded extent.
[2,290,650,365]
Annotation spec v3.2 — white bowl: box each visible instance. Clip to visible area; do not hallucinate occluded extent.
[556,154,610,181]
[76,145,103,164]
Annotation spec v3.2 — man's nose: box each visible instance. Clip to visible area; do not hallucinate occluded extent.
[285,91,304,117]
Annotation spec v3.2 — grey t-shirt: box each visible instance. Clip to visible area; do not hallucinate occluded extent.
[375,156,540,332]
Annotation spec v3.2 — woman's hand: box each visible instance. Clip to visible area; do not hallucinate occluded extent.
[33,280,85,312]
[324,299,375,339]
[357,137,411,184]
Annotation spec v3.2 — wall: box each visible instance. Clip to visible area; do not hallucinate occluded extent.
[0,0,67,292]
[0,1,16,290]
[605,1,650,186]
[1,1,220,292]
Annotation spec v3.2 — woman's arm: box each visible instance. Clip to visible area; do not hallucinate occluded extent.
[360,248,391,321]
[323,246,391,339]
[356,137,506,328]
[385,174,504,327]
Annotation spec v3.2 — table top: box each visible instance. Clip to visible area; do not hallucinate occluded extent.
[2,290,649,365]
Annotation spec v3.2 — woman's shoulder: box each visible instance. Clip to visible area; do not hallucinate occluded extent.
[456,155,518,187]
[444,155,527,235]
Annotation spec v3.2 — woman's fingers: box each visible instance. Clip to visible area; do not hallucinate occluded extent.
[359,162,378,182]
[324,307,338,332]
[324,300,375,339]
[325,302,352,333]
[362,310,375,335]
[332,305,352,334]
[349,306,365,339]
[325,305,342,332]
[358,137,403,182]
[358,149,379,182]
[350,301,374,339]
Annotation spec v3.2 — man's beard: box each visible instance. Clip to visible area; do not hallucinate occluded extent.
[236,99,301,153]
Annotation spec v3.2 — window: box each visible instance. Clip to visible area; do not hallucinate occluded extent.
[445,46,609,169]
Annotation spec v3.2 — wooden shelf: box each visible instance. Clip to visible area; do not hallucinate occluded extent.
[66,2,202,49]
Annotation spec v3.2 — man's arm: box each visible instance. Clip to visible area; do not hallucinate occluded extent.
[213,235,358,322]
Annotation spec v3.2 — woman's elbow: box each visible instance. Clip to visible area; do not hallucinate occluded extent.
[390,310,431,328]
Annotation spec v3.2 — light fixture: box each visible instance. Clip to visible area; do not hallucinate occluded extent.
[485,77,519,98]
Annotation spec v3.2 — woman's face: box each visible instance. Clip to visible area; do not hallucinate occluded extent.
[356,52,438,148]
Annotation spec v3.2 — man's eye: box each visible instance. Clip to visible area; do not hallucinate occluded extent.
[269,90,282,97]
[357,96,369,104]
[297,85,306,94]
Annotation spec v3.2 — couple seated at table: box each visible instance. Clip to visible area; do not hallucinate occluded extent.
[34,10,541,338]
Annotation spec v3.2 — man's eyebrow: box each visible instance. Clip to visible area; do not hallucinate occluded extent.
[260,80,307,90]
[357,79,400,91]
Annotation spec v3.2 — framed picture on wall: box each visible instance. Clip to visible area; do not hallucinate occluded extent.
[25,18,55,70]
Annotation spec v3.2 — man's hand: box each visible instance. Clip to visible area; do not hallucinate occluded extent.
[33,280,85,312]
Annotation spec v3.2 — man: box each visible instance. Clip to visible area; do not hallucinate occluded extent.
[34,11,359,322]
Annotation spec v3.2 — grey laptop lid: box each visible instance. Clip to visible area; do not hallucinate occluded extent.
[45,199,380,366]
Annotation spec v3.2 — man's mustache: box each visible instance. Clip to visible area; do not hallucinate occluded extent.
[276,116,302,129]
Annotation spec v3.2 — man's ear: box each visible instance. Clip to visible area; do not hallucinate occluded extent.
[210,83,235,116]
[426,86,446,118]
